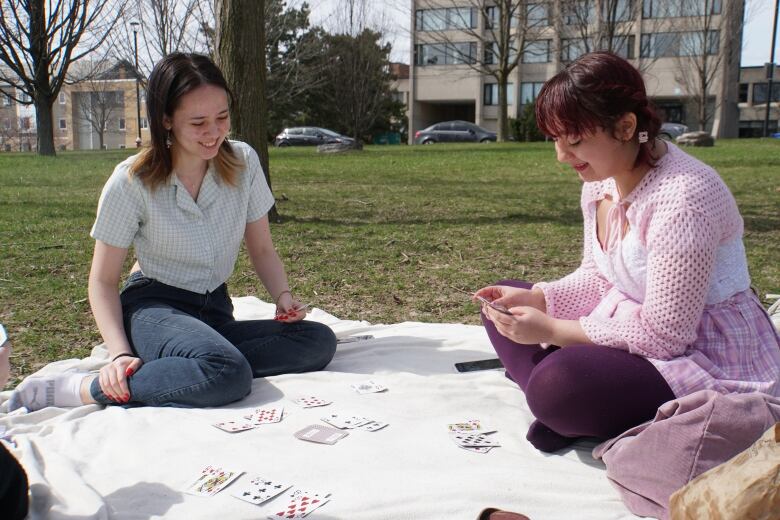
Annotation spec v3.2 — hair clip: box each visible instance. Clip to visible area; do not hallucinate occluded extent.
[638,131,649,143]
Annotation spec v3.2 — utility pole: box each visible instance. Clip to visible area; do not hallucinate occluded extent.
[764,0,779,137]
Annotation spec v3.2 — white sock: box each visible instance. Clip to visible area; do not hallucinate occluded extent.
[8,372,87,412]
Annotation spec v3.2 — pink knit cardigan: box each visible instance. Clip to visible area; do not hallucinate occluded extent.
[535,143,780,398]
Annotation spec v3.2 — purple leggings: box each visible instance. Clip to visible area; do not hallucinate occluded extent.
[483,280,675,451]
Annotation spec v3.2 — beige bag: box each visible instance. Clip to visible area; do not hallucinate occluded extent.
[669,422,780,520]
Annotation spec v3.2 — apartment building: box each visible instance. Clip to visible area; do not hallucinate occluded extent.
[0,61,149,152]
[738,65,780,137]
[408,0,745,143]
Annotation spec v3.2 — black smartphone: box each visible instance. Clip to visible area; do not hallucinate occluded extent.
[454,358,504,372]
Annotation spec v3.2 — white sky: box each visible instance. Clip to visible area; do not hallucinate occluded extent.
[305,0,779,67]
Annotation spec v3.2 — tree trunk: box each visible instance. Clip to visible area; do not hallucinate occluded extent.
[216,0,279,221]
[30,0,55,156]
[498,78,509,142]
[34,95,55,156]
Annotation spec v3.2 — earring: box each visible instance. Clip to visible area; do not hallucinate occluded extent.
[165,130,173,148]
[638,131,649,144]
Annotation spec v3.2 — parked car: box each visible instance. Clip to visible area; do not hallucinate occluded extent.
[413,121,497,144]
[658,122,689,141]
[274,127,355,147]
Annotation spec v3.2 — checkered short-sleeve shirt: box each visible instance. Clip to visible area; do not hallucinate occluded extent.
[90,140,274,293]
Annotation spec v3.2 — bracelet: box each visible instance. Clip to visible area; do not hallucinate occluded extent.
[112,353,135,362]
[274,290,292,306]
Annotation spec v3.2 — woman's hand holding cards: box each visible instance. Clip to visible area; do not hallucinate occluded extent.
[274,290,309,323]
[473,285,547,314]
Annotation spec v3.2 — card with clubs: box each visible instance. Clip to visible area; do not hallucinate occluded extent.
[245,407,284,425]
[451,431,501,448]
[320,413,371,429]
[213,420,256,433]
[294,424,349,445]
[350,380,387,394]
[231,475,293,505]
[292,396,332,408]
[356,420,389,432]
[185,465,243,496]
[267,488,330,519]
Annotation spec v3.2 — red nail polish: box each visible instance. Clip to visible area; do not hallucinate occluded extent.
[126,368,135,377]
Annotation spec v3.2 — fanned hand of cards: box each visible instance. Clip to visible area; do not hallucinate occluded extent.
[213,407,284,433]
[267,488,331,519]
[320,413,389,432]
[447,419,500,454]
[185,465,243,496]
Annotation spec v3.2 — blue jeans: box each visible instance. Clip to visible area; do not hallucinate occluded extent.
[90,272,337,407]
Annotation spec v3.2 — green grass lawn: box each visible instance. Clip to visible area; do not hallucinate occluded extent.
[1,139,778,385]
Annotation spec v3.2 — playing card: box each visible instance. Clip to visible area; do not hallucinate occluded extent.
[213,420,256,433]
[231,475,293,505]
[459,445,494,454]
[336,335,374,344]
[356,420,389,432]
[350,380,387,394]
[267,488,330,519]
[294,424,349,445]
[245,407,284,425]
[185,465,242,496]
[292,396,332,408]
[450,431,501,448]
[320,413,371,429]
[447,419,482,432]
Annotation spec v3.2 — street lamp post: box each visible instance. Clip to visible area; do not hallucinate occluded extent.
[130,21,142,147]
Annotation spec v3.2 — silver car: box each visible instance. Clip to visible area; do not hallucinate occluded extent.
[659,122,689,141]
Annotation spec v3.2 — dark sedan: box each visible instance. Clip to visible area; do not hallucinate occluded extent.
[274,127,355,147]
[413,121,496,144]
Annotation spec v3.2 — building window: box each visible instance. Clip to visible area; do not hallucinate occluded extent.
[415,8,476,31]
[19,91,31,103]
[602,0,634,21]
[604,35,636,59]
[483,83,514,106]
[643,0,721,18]
[527,3,550,26]
[140,117,149,129]
[119,118,126,130]
[640,31,719,58]
[520,82,545,105]
[20,117,31,130]
[484,42,518,65]
[485,6,519,29]
[561,38,591,62]
[2,94,10,107]
[415,42,477,66]
[3,118,10,130]
[522,40,550,63]
[752,83,780,104]
[564,0,595,25]
[59,92,66,104]
[59,118,67,130]
[738,83,749,103]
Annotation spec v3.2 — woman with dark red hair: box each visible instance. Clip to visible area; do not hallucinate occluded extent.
[475,52,780,452]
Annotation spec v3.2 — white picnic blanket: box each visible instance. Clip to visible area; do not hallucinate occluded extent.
[0,297,641,520]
